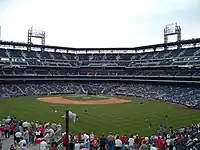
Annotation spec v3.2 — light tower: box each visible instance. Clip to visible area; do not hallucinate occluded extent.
[27,27,45,51]
[164,23,181,49]
[0,26,1,41]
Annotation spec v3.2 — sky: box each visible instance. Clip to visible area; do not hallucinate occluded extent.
[0,0,200,48]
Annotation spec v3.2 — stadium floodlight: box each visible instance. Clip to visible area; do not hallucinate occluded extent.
[27,26,45,51]
[164,22,182,49]
[30,26,44,38]
[165,23,176,35]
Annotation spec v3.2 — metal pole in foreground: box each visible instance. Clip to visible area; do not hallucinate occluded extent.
[66,110,69,150]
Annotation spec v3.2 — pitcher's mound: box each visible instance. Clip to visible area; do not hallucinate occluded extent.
[37,97,131,105]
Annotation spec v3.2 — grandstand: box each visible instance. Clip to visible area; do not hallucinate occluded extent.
[0,24,199,101]
[0,38,200,81]
[0,24,200,108]
[0,24,200,150]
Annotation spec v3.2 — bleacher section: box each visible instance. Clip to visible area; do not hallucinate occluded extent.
[0,38,200,84]
[0,47,200,68]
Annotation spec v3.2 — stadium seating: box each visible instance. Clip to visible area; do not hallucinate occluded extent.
[0,47,200,68]
[1,42,200,149]
[0,82,200,109]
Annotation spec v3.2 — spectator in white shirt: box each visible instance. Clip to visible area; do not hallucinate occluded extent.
[115,136,122,150]
[19,138,27,149]
[128,135,134,150]
[74,141,80,150]
[90,132,95,141]
[21,143,28,150]
[166,138,171,147]
[40,140,48,150]
[84,133,90,149]
[150,143,157,150]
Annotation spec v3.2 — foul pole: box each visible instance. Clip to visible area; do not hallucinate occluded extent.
[66,110,69,150]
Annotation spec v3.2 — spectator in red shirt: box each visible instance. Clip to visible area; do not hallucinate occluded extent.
[177,135,183,143]
[120,135,127,144]
[50,141,58,150]
[156,137,161,148]
[0,125,5,139]
[134,135,140,150]
[10,123,15,135]
[77,133,81,142]
[62,134,67,148]
[120,135,127,150]
[39,127,45,137]
[158,138,166,150]
[161,138,167,150]
[91,136,100,150]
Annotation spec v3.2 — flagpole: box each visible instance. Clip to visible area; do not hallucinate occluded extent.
[66,110,69,150]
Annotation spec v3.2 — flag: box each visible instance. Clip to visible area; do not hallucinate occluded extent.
[62,111,77,123]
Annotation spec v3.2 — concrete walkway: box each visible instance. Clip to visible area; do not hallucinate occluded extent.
[1,136,14,150]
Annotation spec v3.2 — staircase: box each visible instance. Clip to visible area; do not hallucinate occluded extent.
[177,49,186,57]
[140,53,148,60]
[164,51,172,58]
[80,85,86,93]
[62,53,67,60]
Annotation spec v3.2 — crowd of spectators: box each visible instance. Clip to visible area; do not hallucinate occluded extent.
[1,81,200,149]
[60,122,200,150]
[0,82,200,109]
[1,116,200,150]
[0,116,62,150]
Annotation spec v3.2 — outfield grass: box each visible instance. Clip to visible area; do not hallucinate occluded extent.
[0,95,200,136]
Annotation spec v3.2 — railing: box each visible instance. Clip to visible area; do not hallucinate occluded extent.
[48,128,63,145]
[57,137,64,150]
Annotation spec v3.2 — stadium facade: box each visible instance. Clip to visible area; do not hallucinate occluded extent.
[0,38,200,83]
[0,25,200,108]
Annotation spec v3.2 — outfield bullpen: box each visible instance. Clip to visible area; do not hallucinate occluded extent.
[0,94,200,136]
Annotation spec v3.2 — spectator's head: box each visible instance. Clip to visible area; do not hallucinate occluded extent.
[142,140,147,144]
[52,142,58,148]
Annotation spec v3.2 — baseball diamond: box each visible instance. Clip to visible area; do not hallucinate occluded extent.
[0,22,200,149]
[0,93,200,136]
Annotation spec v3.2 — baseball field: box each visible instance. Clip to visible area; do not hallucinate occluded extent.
[0,94,200,136]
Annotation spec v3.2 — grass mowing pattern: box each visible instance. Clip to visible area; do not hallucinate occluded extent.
[0,95,200,136]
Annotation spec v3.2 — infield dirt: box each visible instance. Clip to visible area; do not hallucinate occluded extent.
[37,97,131,104]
